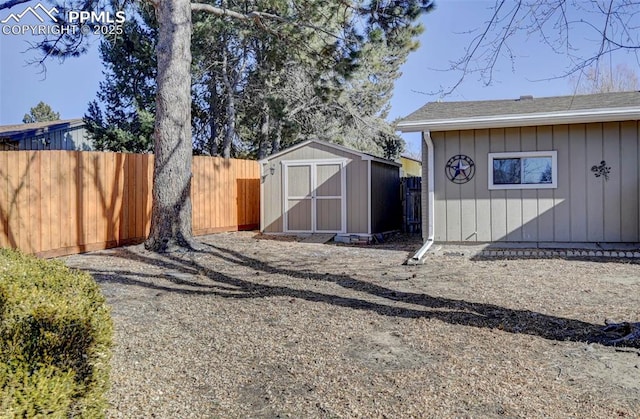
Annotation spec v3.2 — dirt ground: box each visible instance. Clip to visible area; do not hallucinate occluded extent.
[63,232,640,418]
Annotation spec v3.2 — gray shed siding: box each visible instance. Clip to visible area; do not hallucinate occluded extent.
[0,125,93,151]
[430,121,640,243]
[370,161,401,233]
[261,142,370,234]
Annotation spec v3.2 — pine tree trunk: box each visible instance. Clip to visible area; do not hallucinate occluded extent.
[271,118,281,155]
[221,45,235,159]
[145,0,194,252]
[257,101,270,159]
[208,72,219,156]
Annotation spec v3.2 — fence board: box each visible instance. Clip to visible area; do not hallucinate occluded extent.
[193,156,203,231]
[143,154,152,236]
[29,152,42,253]
[0,151,259,258]
[0,152,8,248]
[40,152,51,251]
[70,151,81,247]
[134,153,144,239]
[6,153,19,248]
[126,155,136,240]
[17,152,29,251]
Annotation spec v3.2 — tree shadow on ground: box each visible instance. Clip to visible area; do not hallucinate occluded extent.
[82,242,639,349]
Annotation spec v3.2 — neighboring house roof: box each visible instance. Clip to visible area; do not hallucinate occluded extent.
[397,91,640,132]
[259,139,401,167]
[0,119,85,141]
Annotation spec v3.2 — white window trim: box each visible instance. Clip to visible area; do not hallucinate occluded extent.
[488,150,558,190]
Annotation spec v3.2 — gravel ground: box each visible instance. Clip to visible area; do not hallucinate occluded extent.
[63,232,640,418]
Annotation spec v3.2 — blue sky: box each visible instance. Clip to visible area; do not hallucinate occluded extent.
[1,0,638,155]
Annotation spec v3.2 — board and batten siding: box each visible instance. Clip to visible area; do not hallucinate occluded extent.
[431,121,640,242]
[261,142,369,234]
[0,126,93,151]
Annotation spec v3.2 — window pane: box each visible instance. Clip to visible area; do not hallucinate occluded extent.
[493,158,521,184]
[522,157,552,184]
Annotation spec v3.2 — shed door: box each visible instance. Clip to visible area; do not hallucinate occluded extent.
[283,160,346,233]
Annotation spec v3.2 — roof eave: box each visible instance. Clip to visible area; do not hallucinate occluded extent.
[259,139,400,167]
[0,119,86,140]
[397,107,640,132]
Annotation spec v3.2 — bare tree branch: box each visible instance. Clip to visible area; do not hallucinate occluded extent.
[434,0,640,97]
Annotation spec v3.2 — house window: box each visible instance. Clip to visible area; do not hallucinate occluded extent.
[488,151,557,190]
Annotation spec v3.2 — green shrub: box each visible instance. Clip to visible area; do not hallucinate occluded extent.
[0,249,113,417]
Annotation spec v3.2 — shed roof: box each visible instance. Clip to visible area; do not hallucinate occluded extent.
[0,119,85,141]
[259,139,401,167]
[398,91,640,132]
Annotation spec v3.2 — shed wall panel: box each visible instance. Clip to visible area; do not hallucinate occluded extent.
[262,162,283,233]
[262,141,381,234]
[370,161,400,233]
[346,159,368,234]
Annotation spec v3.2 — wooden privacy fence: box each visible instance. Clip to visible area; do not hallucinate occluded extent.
[0,151,260,258]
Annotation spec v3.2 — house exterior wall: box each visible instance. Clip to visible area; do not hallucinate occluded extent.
[430,121,640,243]
[261,142,370,234]
[422,134,430,242]
[400,156,421,177]
[0,125,93,151]
[370,161,401,233]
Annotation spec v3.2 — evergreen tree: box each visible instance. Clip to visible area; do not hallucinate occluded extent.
[84,0,430,159]
[22,101,60,123]
[84,7,157,153]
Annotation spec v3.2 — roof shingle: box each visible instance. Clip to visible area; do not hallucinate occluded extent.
[400,91,640,123]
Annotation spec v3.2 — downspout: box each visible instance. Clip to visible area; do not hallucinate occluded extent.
[367,159,372,235]
[410,130,435,262]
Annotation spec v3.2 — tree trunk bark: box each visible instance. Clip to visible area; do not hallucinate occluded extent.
[271,118,281,155]
[221,44,235,159]
[208,72,219,156]
[145,0,195,252]
[257,101,270,159]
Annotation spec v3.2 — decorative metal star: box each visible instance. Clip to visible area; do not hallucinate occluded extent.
[453,159,470,178]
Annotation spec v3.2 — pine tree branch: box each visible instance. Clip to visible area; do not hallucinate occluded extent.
[190,3,339,39]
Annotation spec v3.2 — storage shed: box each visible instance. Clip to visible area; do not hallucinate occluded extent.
[397,91,640,250]
[260,139,401,239]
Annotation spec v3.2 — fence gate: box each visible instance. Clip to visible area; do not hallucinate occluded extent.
[401,177,421,234]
